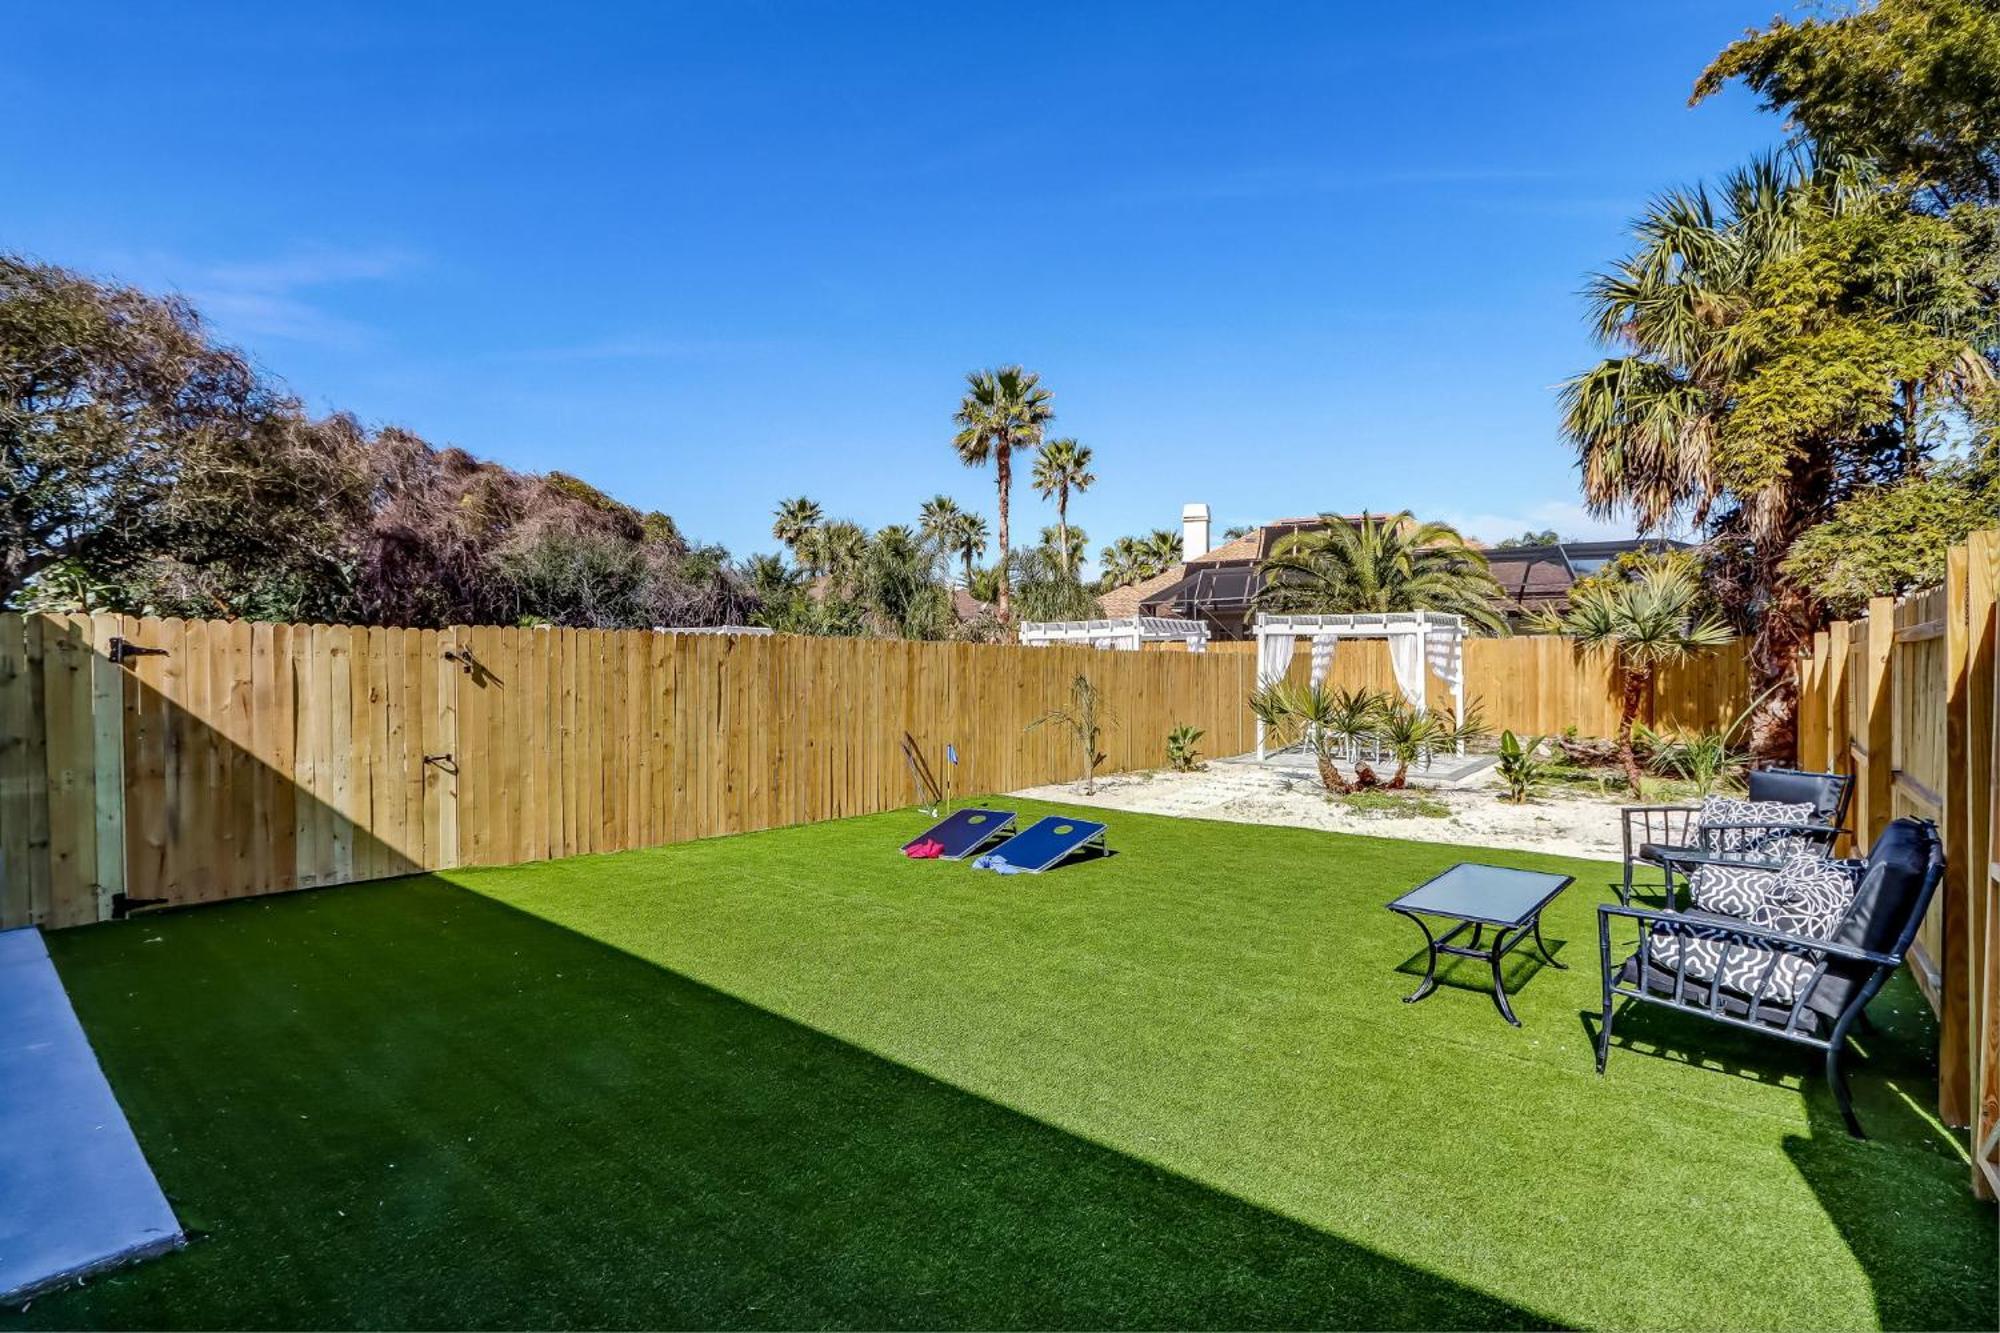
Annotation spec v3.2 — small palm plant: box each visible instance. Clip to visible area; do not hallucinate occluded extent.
[1635,686,1774,796]
[1165,724,1206,772]
[1030,673,1115,793]
[1538,564,1733,793]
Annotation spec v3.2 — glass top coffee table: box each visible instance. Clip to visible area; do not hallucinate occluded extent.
[1386,863,1574,1026]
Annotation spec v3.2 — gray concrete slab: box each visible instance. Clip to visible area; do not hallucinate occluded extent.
[1,927,182,1304]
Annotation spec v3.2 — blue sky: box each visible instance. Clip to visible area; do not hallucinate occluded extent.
[6,2,1786,571]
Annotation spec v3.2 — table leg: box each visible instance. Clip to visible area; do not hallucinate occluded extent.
[1398,911,1439,1004]
[1487,927,1522,1027]
[1532,912,1566,970]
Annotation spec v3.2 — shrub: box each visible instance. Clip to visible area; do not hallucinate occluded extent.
[1497,730,1552,804]
[1165,724,1206,772]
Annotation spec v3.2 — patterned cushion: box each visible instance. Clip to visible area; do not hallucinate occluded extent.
[1687,861,1772,916]
[1697,795,1819,859]
[1650,855,1860,1004]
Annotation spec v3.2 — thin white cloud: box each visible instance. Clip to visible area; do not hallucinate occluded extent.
[88,244,418,348]
[1434,499,1665,547]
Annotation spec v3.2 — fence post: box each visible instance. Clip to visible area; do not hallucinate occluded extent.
[1965,528,2000,1197]
[1855,598,1896,854]
[1942,546,1973,1128]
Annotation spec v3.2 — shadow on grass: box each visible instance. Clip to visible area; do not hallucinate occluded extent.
[32,877,1555,1331]
[1585,977,1998,1331]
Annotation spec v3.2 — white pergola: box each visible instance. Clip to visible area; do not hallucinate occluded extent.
[1017,615,1210,653]
[1252,611,1466,760]
[654,625,774,636]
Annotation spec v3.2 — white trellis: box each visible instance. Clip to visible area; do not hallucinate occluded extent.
[1252,611,1466,760]
[1016,616,1210,653]
[654,625,774,636]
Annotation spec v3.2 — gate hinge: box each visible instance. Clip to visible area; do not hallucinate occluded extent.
[108,637,169,666]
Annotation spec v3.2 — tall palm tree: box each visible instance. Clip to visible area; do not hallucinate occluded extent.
[1031,438,1095,575]
[1539,563,1734,792]
[1255,511,1508,633]
[771,497,823,564]
[952,366,1055,617]
[1561,153,1989,755]
[1097,536,1142,588]
[918,495,988,590]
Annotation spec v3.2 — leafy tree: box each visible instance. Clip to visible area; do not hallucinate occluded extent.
[860,524,954,640]
[1031,438,1095,575]
[0,254,321,607]
[1006,544,1102,622]
[1695,0,2000,209]
[771,497,823,565]
[1783,447,2000,612]
[951,366,1054,618]
[1561,155,1995,754]
[1495,529,1562,548]
[1255,511,1508,633]
[1536,563,1735,793]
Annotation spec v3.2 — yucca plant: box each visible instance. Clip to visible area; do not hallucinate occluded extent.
[1635,686,1774,796]
[1249,679,1358,794]
[1374,697,1442,789]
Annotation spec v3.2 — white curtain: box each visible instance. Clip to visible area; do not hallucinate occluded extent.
[1256,631,1295,686]
[1426,633,1463,693]
[1308,633,1337,687]
[1388,631,1427,709]
[1091,635,1120,651]
[1184,634,1205,654]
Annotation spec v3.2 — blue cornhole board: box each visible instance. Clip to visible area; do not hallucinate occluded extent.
[903,808,1017,860]
[982,816,1108,873]
[1,927,183,1303]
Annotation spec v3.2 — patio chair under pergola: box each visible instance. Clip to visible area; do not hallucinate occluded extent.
[1252,611,1466,760]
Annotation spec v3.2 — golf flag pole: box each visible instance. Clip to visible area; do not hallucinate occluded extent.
[945,743,958,815]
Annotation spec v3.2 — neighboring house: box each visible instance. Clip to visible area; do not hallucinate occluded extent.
[1483,538,1691,624]
[1099,504,1684,638]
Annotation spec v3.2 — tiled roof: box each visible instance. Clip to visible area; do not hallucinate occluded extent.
[1188,534,1258,565]
[1097,564,1186,618]
[952,588,992,622]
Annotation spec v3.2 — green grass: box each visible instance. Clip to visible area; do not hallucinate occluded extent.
[20,800,1995,1330]
[1338,790,1452,818]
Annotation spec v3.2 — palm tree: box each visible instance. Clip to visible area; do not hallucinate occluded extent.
[1031,438,1095,575]
[952,366,1055,618]
[1255,511,1508,633]
[1097,536,1143,588]
[802,519,868,597]
[1538,564,1734,793]
[771,497,823,564]
[1038,523,1088,576]
[1142,528,1182,573]
[919,495,988,590]
[1561,153,1990,755]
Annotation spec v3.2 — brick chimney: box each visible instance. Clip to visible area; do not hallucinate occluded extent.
[1181,502,1211,562]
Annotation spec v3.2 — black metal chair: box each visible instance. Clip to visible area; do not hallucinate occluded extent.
[1595,817,1944,1138]
[1619,767,1853,905]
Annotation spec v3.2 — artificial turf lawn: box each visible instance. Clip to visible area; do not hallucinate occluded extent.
[18,800,1996,1330]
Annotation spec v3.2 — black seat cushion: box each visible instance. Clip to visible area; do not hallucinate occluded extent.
[1747,769,1848,822]
[1615,951,1860,1035]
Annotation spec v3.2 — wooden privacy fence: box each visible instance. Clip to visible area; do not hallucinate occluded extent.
[1201,636,1753,736]
[1795,526,2000,1199]
[0,615,1269,931]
